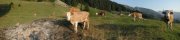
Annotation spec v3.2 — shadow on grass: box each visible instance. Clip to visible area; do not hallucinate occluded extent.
[0,3,12,17]
[53,19,71,27]
[51,19,96,40]
[25,18,96,40]
[53,19,85,30]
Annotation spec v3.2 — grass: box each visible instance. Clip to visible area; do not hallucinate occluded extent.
[0,0,68,28]
[0,0,180,40]
[90,14,180,40]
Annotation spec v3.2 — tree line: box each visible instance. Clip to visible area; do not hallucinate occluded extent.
[61,0,132,12]
[22,0,133,12]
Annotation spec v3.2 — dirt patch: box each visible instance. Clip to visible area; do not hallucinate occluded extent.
[2,18,95,40]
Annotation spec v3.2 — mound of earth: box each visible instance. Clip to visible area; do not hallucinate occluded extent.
[2,18,93,40]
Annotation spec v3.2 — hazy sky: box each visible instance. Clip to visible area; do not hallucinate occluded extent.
[111,0,180,12]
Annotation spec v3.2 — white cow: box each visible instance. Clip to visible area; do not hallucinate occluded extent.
[162,10,174,30]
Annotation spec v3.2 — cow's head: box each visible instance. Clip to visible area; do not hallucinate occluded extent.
[128,13,132,16]
[162,10,173,16]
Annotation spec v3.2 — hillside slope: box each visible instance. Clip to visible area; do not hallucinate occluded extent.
[0,0,180,40]
[0,0,68,28]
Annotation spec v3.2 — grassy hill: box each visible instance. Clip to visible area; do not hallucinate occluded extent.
[0,0,68,28]
[0,0,180,40]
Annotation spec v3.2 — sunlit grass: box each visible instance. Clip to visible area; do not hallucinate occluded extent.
[0,1,68,28]
[0,0,180,40]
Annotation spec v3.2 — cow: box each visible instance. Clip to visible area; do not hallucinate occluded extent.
[162,10,174,31]
[128,10,144,21]
[96,10,105,16]
[66,11,89,33]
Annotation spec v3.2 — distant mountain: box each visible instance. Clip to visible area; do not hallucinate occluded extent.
[123,5,134,11]
[134,7,162,20]
[174,12,180,19]
[174,12,180,23]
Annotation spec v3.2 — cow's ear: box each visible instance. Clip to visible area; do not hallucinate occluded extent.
[170,12,173,14]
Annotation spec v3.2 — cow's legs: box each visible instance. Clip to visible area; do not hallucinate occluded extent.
[86,21,89,30]
[170,22,173,31]
[74,22,78,33]
[133,17,136,21]
[168,21,173,31]
[83,22,86,30]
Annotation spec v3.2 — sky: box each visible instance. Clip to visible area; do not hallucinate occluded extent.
[111,0,180,12]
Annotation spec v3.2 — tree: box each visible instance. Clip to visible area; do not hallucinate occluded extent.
[61,0,133,12]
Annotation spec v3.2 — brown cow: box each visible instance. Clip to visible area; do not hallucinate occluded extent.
[162,10,174,30]
[128,10,144,21]
[96,10,105,16]
[66,11,89,33]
